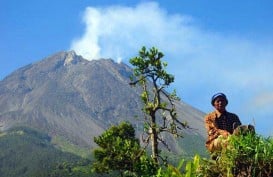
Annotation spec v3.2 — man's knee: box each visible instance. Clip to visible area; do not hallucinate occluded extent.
[233,124,255,135]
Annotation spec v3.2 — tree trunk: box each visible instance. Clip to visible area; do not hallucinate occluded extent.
[151,115,159,164]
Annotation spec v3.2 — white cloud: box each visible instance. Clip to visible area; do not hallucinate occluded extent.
[70,1,273,136]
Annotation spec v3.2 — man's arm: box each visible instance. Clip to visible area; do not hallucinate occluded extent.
[205,115,230,143]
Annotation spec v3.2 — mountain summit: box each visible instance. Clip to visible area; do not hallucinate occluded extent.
[0,51,206,154]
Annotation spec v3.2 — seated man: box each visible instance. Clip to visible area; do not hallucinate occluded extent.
[204,93,242,152]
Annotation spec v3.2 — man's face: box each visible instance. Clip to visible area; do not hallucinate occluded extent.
[213,96,227,112]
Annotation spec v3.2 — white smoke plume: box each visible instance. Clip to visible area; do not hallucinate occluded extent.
[70,2,193,61]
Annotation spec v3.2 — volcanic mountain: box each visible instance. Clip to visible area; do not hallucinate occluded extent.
[0,51,206,156]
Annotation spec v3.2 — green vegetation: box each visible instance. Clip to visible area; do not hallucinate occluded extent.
[156,154,201,177]
[51,135,91,158]
[200,133,273,177]
[90,122,270,177]
[92,121,157,177]
[86,107,270,177]
[49,160,95,177]
[157,133,273,177]
[7,125,270,177]
[0,126,84,177]
[130,46,187,164]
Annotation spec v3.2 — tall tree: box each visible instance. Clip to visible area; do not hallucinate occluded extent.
[129,46,187,164]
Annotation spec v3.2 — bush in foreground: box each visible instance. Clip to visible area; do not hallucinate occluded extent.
[158,133,273,177]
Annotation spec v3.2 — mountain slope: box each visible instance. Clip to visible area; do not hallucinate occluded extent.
[0,51,206,155]
[0,126,84,177]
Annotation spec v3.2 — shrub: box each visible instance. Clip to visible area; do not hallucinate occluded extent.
[157,133,273,177]
[200,133,273,177]
[156,155,201,177]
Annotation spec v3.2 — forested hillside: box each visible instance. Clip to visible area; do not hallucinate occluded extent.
[0,127,85,177]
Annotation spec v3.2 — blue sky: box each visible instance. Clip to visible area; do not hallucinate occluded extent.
[1,0,273,136]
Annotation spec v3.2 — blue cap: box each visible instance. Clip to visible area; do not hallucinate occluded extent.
[211,93,228,105]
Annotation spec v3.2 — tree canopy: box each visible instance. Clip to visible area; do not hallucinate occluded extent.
[92,121,157,177]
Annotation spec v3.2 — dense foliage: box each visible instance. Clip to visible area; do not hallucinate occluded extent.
[157,133,273,177]
[92,121,157,176]
[49,160,96,177]
[200,133,273,177]
[0,126,83,177]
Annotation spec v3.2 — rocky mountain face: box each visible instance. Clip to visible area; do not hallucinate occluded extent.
[0,51,206,155]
